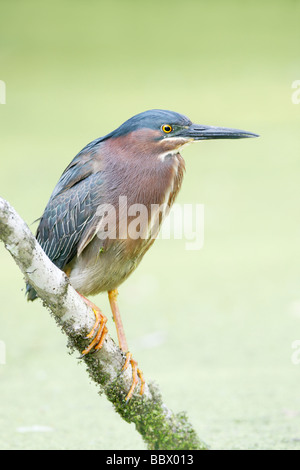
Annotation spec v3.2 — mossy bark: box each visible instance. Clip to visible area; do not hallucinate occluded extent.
[0,196,208,450]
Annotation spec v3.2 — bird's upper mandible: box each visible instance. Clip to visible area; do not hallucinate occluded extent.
[26,109,258,300]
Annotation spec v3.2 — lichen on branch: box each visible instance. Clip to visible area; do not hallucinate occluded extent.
[0,196,207,450]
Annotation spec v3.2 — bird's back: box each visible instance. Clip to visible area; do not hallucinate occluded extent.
[26,137,185,300]
[26,139,106,299]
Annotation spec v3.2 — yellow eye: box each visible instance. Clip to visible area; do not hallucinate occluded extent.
[162,124,173,134]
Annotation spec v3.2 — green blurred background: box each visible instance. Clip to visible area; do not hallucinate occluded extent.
[1,0,300,450]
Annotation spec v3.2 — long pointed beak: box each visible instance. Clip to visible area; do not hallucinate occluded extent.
[182,123,259,140]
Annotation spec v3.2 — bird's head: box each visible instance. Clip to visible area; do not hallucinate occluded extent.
[104,109,259,161]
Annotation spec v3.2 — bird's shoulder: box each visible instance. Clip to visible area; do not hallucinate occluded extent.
[36,138,106,268]
[49,137,104,200]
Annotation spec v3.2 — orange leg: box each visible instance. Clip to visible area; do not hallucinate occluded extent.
[79,294,108,356]
[108,289,145,401]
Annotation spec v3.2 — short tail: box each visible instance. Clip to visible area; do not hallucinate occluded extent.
[26,282,38,301]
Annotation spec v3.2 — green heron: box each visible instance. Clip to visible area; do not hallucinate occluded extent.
[26,109,258,401]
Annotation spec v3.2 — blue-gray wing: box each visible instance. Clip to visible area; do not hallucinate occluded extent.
[37,174,103,269]
[27,141,105,300]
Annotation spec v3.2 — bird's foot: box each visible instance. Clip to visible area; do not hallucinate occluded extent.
[122,352,145,402]
[79,295,108,356]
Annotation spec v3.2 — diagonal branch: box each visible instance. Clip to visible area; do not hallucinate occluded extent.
[0,196,207,450]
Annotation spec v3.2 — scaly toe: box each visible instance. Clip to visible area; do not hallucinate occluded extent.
[122,352,145,402]
[81,308,108,356]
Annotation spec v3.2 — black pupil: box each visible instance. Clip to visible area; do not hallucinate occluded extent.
[164,125,171,132]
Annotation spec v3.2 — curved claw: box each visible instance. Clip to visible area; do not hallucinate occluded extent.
[81,307,108,356]
[122,352,145,402]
